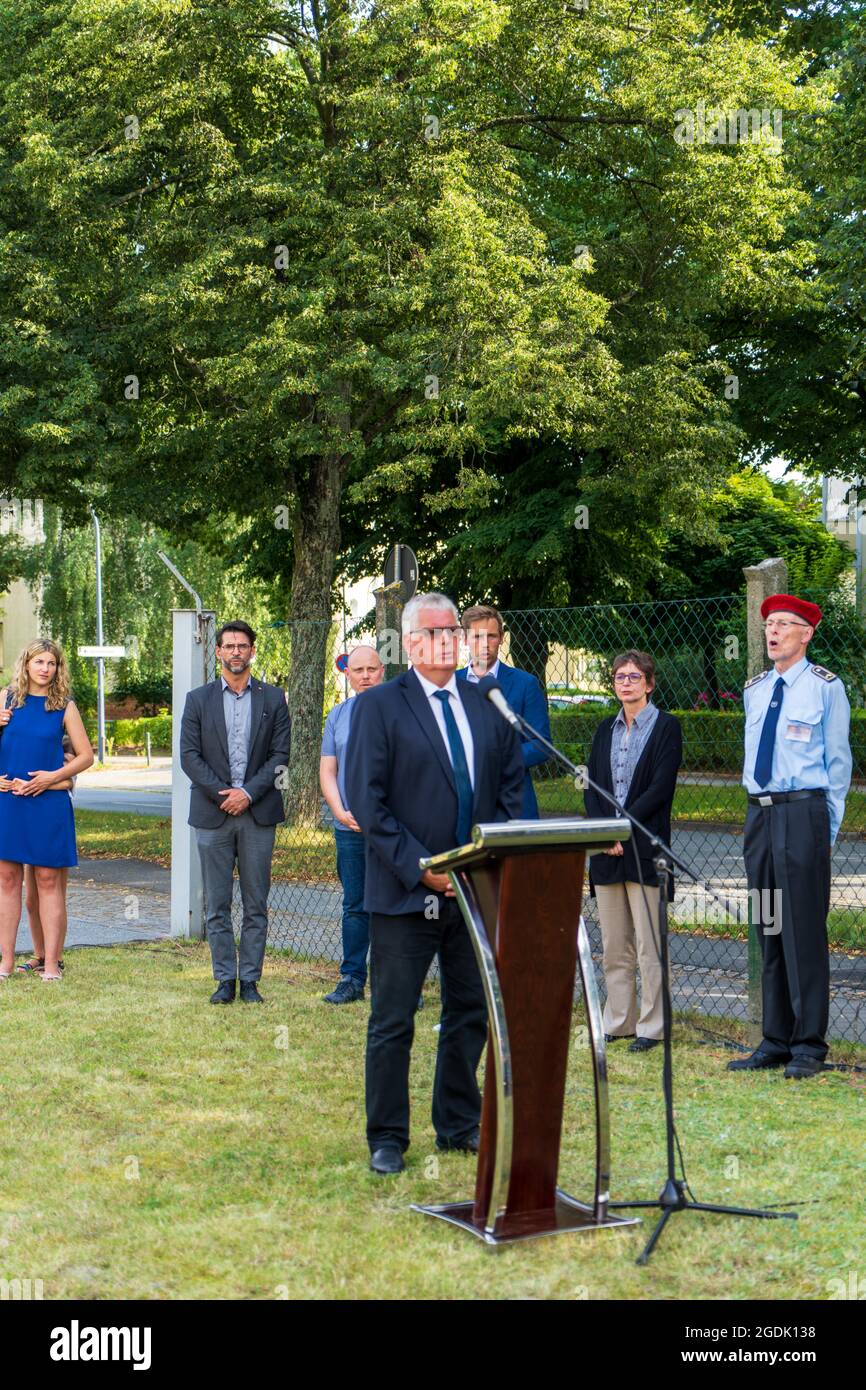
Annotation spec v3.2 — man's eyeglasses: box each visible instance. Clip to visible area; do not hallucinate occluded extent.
[409,626,462,640]
[613,672,645,684]
[220,643,252,652]
[763,620,809,632]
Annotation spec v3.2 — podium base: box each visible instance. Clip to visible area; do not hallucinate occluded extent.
[411,1189,640,1246]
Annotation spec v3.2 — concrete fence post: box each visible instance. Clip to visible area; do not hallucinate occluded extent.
[742,558,787,1045]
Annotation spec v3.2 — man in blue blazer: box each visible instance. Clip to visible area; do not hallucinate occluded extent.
[457,603,551,817]
[345,592,524,1174]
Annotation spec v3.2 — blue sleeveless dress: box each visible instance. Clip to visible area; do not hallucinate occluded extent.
[0,695,78,867]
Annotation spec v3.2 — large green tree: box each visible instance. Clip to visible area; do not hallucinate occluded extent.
[341,1,826,612]
[714,2,866,479]
[0,0,828,815]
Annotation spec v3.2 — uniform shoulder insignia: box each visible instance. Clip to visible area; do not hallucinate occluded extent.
[744,670,770,690]
[810,664,838,682]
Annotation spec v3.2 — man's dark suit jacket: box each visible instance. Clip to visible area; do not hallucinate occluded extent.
[345,669,525,915]
[583,710,683,897]
[456,660,551,816]
[180,677,291,829]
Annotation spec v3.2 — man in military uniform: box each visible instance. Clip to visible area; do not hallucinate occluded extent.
[728,594,852,1079]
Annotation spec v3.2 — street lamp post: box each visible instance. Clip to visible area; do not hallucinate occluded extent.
[89,507,106,763]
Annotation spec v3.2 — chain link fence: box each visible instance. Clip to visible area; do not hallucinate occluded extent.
[502,594,866,1051]
[206,597,865,1050]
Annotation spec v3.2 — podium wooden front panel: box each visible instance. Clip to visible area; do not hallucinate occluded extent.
[473,852,584,1235]
[411,819,639,1247]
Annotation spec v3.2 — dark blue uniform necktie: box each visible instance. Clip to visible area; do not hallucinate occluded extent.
[433,690,474,846]
[754,676,785,788]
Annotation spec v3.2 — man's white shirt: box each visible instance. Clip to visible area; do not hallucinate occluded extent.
[412,668,476,788]
[465,658,500,685]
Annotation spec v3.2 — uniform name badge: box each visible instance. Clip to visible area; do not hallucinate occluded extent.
[785,721,812,742]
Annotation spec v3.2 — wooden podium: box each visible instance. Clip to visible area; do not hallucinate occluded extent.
[413,818,640,1246]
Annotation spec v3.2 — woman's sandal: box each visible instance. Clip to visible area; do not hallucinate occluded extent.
[20,959,64,975]
[17,956,44,973]
[40,972,62,982]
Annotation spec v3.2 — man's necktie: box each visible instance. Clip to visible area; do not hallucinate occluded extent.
[433,690,474,846]
[754,676,785,788]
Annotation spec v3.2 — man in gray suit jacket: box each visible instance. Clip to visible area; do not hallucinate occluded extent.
[180,620,291,1004]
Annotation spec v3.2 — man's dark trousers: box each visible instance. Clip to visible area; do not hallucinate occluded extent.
[744,793,832,1061]
[366,900,487,1153]
[196,810,276,984]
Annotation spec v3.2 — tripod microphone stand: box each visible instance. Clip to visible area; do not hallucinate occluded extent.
[478,679,797,1263]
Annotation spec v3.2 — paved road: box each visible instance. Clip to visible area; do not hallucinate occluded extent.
[15,858,170,953]
[18,857,862,1047]
[74,758,172,816]
[76,789,171,815]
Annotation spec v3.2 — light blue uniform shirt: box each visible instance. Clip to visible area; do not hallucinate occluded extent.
[321,699,357,810]
[742,656,852,843]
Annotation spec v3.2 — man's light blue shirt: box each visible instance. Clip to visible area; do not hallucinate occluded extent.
[465,658,500,684]
[221,675,252,802]
[321,698,358,810]
[742,656,852,842]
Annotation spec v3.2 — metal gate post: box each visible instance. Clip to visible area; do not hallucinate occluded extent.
[170,608,215,938]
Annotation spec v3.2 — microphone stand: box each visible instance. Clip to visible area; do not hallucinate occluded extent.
[487,693,797,1264]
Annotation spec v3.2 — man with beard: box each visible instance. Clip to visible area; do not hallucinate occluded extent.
[180,621,291,1004]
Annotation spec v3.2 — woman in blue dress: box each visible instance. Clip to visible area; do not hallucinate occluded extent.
[0,639,93,981]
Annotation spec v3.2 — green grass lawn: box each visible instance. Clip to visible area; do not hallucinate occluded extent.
[669,909,865,952]
[0,941,863,1300]
[537,777,866,829]
[75,810,338,881]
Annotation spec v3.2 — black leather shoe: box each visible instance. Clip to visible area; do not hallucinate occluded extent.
[323,977,365,1004]
[604,1033,635,1043]
[239,981,264,1003]
[369,1145,405,1175]
[210,979,236,1004]
[628,1036,662,1053]
[436,1130,480,1154]
[784,1055,825,1080]
[727,1048,790,1071]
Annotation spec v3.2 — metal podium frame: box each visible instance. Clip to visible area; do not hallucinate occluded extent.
[411,819,640,1246]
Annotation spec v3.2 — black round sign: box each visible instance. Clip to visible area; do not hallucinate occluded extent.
[384,544,418,605]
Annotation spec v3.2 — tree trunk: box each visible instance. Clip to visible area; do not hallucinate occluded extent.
[286,449,343,826]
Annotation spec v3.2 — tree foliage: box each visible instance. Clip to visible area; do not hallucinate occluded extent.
[0,0,853,808]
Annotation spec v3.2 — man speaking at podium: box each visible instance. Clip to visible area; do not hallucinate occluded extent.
[345,592,524,1174]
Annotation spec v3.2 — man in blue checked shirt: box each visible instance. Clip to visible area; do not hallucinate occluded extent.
[319,646,385,1004]
[728,594,852,1080]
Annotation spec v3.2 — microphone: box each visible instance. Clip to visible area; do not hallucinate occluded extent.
[476,675,521,729]
[478,681,749,934]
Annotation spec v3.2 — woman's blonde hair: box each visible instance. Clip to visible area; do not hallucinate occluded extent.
[9,639,72,711]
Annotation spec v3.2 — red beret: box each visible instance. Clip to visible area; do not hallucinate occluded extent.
[760,593,822,628]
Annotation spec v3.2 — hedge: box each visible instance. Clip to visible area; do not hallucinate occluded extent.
[83,715,172,750]
[547,707,866,775]
[79,706,866,771]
